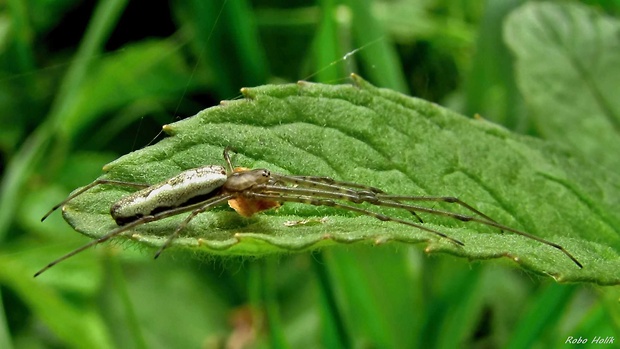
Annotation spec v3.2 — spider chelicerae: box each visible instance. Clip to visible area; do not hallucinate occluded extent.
[36,148,582,276]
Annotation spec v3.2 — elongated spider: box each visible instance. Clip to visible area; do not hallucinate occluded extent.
[36,148,582,276]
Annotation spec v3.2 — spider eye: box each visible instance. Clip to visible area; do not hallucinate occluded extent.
[263,170,270,177]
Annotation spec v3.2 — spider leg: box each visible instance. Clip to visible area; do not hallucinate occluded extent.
[270,175,424,222]
[348,197,579,261]
[255,184,496,227]
[154,194,234,258]
[35,210,159,277]
[250,185,582,268]
[359,199,583,268]
[376,194,501,227]
[223,147,237,173]
[35,194,233,277]
[245,192,464,246]
[253,184,363,202]
[41,179,150,222]
[272,175,363,196]
[260,182,425,222]
[282,175,385,193]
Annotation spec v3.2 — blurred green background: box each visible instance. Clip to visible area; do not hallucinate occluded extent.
[1,0,619,348]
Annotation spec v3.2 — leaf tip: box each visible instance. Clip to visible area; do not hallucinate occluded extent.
[424,244,437,254]
[162,124,175,135]
[240,87,255,99]
[350,73,372,89]
[374,236,390,245]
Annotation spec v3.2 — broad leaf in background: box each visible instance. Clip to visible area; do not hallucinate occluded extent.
[55,76,619,285]
[505,2,620,170]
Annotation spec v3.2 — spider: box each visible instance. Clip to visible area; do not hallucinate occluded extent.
[36,148,582,276]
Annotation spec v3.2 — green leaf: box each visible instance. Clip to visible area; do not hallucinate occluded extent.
[0,255,114,349]
[62,39,195,139]
[55,76,620,285]
[504,2,620,169]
